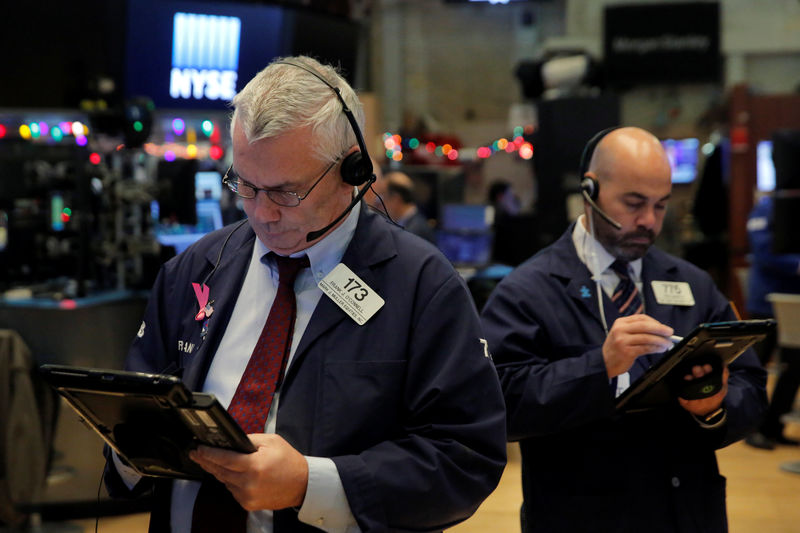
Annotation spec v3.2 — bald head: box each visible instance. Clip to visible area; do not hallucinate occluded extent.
[376,171,417,220]
[583,126,672,261]
[587,127,672,189]
[384,171,412,189]
[385,171,416,205]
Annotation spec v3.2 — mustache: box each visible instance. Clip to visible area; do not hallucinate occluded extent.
[621,229,655,242]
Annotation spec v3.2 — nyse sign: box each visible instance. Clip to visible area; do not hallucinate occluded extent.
[171,12,241,102]
[170,68,237,101]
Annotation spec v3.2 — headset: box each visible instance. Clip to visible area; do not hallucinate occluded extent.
[577,126,622,336]
[198,218,250,289]
[275,60,373,187]
[579,126,622,230]
[274,60,377,241]
[198,60,376,292]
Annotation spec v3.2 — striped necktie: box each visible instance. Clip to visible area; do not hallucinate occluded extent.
[610,259,643,316]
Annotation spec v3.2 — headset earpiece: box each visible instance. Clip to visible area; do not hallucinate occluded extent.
[581,176,599,201]
[341,150,372,186]
[275,60,373,187]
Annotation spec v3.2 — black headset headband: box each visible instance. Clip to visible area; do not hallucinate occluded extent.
[274,60,373,185]
[579,126,623,229]
[579,126,620,178]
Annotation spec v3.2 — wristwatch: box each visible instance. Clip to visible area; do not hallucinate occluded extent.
[694,406,727,428]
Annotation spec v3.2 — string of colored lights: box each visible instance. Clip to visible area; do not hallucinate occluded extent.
[383,124,536,162]
[0,116,226,164]
[3,116,537,164]
[11,120,91,146]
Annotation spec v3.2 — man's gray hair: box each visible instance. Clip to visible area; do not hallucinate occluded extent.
[231,55,364,163]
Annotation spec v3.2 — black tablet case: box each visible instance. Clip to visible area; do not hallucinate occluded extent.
[39,364,256,480]
[614,319,775,412]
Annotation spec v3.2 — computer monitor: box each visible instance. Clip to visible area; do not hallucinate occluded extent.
[757,140,776,192]
[156,159,198,225]
[661,138,699,184]
[440,204,493,232]
[153,170,224,254]
[436,231,493,267]
[195,170,223,201]
[436,204,494,267]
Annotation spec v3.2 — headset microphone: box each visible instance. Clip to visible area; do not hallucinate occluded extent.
[306,174,376,242]
[580,178,622,230]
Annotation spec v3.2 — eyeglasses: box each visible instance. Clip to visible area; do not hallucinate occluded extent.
[222,158,340,207]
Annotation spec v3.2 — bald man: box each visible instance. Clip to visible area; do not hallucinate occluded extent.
[481,127,766,533]
[377,171,436,243]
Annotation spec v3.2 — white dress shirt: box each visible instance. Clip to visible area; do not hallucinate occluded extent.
[571,215,643,299]
[572,215,643,396]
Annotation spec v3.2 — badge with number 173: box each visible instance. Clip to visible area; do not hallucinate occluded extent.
[318,263,385,325]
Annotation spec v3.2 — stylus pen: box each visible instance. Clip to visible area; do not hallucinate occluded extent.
[670,335,683,344]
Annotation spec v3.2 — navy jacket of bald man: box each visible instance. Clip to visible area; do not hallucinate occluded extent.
[481,224,767,533]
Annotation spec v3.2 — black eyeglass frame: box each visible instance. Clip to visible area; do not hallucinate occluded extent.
[222,158,340,207]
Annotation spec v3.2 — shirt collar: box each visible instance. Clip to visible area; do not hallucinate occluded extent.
[572,214,642,281]
[255,199,361,284]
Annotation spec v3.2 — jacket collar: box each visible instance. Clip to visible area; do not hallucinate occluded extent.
[184,222,257,389]
[545,224,608,328]
[285,205,398,382]
[202,219,256,272]
[543,223,683,329]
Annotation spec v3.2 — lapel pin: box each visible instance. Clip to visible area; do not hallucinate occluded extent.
[192,282,211,321]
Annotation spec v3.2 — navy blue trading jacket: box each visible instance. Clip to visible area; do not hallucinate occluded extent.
[105,205,507,533]
[481,225,767,533]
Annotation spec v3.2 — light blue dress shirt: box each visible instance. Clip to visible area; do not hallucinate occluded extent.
[115,202,363,533]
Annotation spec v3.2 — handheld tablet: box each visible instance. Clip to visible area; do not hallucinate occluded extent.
[39,364,256,480]
[614,319,775,413]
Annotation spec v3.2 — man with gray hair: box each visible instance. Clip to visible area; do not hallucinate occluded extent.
[104,56,506,533]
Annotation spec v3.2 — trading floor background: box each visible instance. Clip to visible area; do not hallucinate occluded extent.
[3,0,800,531]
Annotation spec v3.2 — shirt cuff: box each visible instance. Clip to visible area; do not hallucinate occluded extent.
[297,456,360,533]
[111,450,143,490]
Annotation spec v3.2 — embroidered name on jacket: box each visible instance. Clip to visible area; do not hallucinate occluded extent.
[178,340,195,354]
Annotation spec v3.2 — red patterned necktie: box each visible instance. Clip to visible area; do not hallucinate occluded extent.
[191,253,309,533]
[227,253,310,432]
[610,259,644,316]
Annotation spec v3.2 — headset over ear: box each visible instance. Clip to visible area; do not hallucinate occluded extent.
[579,126,620,201]
[580,176,599,202]
[579,126,623,230]
[275,60,373,187]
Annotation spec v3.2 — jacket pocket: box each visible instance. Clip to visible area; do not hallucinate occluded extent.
[320,360,407,452]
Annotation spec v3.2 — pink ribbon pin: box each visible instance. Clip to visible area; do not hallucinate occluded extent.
[192,283,210,321]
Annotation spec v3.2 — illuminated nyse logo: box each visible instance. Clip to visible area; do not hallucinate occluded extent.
[170,12,241,101]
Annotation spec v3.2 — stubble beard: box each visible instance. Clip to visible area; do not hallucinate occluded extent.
[591,209,655,262]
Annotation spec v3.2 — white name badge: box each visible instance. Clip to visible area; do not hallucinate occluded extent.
[318,263,385,325]
[651,281,695,306]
